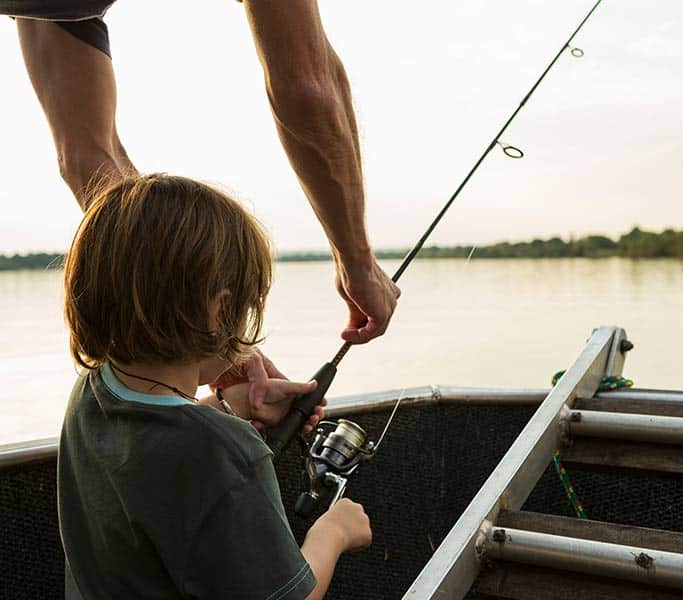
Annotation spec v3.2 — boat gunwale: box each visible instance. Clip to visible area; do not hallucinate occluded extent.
[3,385,682,470]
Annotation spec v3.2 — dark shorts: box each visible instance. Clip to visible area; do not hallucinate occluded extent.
[1,1,116,57]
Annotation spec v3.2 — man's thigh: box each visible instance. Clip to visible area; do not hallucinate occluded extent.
[16,19,118,148]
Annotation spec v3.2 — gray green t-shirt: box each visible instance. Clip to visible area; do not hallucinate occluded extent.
[58,364,316,599]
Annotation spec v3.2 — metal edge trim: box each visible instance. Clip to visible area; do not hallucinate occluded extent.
[0,386,546,469]
[4,384,681,469]
[0,437,59,470]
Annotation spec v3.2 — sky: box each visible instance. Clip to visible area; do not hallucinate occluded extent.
[1,0,682,254]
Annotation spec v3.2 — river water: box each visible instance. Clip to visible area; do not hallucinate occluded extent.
[1,258,681,445]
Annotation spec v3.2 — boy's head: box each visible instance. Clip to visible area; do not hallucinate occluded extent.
[65,174,272,370]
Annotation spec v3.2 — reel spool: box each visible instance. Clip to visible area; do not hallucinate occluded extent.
[295,419,377,517]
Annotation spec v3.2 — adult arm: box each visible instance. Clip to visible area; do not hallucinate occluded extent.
[243,0,400,343]
[16,19,135,208]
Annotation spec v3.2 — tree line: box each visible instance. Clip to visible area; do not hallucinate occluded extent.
[280,228,683,262]
[0,253,64,271]
[2,228,682,271]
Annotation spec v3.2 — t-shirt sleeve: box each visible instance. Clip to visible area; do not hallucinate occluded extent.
[182,455,317,600]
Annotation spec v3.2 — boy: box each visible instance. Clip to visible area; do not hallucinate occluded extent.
[60,173,372,599]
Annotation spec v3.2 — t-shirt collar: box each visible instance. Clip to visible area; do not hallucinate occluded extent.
[100,362,193,407]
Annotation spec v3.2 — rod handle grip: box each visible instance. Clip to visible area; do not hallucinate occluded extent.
[267,362,337,459]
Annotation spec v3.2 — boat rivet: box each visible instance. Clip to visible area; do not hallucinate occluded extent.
[620,339,634,353]
[635,552,654,569]
[570,411,582,422]
[492,529,507,543]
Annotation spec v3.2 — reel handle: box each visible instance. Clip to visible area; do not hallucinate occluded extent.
[327,473,349,505]
[294,491,320,518]
[295,473,348,518]
[267,361,337,459]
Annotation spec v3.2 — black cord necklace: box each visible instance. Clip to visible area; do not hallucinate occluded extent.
[110,363,198,403]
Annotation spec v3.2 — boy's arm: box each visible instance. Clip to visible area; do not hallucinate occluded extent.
[300,522,345,600]
[182,470,369,599]
[183,456,319,599]
[302,499,372,600]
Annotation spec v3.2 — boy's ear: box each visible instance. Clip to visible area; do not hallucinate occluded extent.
[207,289,231,330]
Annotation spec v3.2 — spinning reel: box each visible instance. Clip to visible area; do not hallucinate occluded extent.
[265,358,403,518]
[295,419,377,518]
[292,389,405,518]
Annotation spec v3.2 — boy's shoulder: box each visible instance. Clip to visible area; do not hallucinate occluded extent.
[179,398,272,472]
[66,366,272,487]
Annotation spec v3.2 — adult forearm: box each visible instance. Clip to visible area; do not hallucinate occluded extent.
[268,58,371,267]
[245,0,400,342]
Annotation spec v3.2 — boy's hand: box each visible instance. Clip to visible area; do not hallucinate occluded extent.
[312,498,372,553]
[215,378,326,435]
[251,379,326,433]
[210,348,286,409]
[209,350,326,433]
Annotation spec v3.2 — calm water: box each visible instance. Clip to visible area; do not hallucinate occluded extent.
[1,258,681,445]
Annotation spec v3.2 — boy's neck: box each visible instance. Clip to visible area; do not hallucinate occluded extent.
[110,361,200,400]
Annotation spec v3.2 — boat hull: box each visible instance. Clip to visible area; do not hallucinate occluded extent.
[2,398,681,599]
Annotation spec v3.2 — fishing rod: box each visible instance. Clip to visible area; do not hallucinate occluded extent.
[266,0,605,517]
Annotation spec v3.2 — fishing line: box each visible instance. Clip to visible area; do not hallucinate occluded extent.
[372,386,407,453]
[267,0,605,514]
[465,245,478,264]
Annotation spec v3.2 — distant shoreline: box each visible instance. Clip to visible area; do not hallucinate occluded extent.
[2,227,681,271]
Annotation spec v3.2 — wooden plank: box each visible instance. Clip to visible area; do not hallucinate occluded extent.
[478,563,682,600]
[562,439,683,475]
[574,397,683,418]
[494,511,683,552]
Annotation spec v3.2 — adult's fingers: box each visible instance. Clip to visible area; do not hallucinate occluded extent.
[260,351,288,380]
[340,297,388,343]
[341,315,382,344]
[337,261,400,344]
[245,352,269,409]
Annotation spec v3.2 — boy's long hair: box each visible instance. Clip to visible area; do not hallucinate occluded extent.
[64,174,272,369]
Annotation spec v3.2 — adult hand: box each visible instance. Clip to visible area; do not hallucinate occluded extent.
[335,257,401,344]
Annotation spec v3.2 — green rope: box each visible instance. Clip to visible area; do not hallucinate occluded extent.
[551,370,633,392]
[553,450,587,519]
[549,369,633,519]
